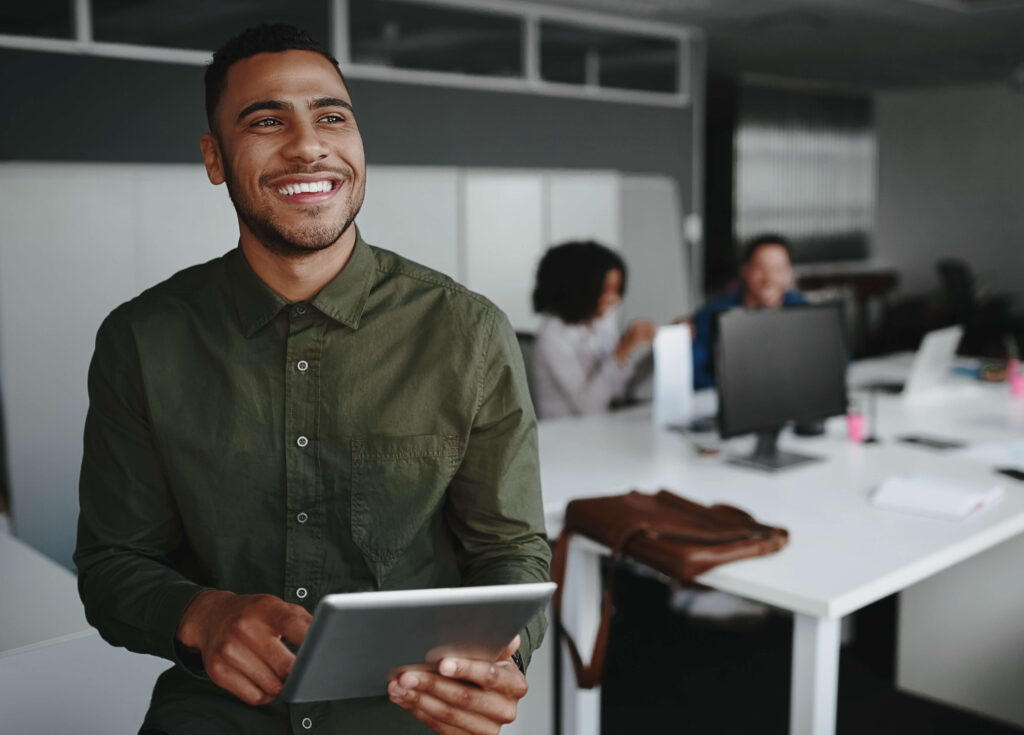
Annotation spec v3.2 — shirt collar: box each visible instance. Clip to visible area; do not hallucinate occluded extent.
[229,226,377,337]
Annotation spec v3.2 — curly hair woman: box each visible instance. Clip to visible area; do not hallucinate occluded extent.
[531,241,656,419]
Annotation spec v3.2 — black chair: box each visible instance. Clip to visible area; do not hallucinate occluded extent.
[935,258,1016,357]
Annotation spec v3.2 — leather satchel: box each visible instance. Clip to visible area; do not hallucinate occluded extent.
[551,489,789,688]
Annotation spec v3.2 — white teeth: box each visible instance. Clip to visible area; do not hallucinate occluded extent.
[277,180,333,196]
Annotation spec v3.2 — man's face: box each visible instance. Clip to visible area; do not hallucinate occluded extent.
[741,243,792,308]
[200,50,366,257]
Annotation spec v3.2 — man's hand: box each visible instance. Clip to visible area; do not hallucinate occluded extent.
[387,635,528,735]
[176,590,312,706]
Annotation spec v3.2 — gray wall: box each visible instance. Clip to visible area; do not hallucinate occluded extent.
[874,83,1024,296]
[0,49,694,206]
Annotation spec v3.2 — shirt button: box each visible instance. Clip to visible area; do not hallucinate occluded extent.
[295,304,308,316]
[301,716,313,729]
[296,587,308,599]
[296,436,309,448]
[297,359,309,372]
[297,512,309,524]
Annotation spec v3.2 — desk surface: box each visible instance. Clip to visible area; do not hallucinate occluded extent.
[0,532,93,657]
[538,360,1024,619]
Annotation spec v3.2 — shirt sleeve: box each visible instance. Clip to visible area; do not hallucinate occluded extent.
[74,309,208,670]
[444,310,551,668]
[534,321,632,416]
[691,304,716,390]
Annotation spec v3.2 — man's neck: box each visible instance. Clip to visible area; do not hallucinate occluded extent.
[239,227,357,303]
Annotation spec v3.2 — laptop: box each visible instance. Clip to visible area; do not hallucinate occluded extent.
[861,325,964,397]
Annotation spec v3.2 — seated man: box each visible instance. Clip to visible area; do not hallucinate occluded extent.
[691,233,807,389]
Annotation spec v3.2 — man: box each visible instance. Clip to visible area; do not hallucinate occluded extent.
[74,24,549,735]
[691,233,807,389]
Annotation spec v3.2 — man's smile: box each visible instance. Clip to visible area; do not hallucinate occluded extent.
[268,172,345,205]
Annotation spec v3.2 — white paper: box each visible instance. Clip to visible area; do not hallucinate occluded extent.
[871,474,1004,520]
[653,324,693,428]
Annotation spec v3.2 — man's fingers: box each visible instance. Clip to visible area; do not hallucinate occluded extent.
[397,671,516,724]
[207,657,277,706]
[388,680,498,735]
[495,635,520,663]
[210,635,289,700]
[276,603,313,647]
[438,658,528,699]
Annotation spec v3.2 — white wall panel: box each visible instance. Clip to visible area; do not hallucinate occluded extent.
[464,172,545,332]
[546,171,621,249]
[0,164,138,567]
[135,166,238,288]
[619,175,689,324]
[358,166,461,280]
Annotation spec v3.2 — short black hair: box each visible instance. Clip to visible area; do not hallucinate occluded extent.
[742,233,793,264]
[204,24,347,133]
[532,241,627,324]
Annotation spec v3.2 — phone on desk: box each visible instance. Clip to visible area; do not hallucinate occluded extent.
[996,467,1024,482]
[898,434,966,450]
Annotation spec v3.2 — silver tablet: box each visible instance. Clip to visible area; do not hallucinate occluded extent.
[279,581,556,703]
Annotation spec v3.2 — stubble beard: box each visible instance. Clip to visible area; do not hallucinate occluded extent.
[223,156,365,258]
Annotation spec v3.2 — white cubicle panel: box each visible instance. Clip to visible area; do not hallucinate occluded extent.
[463,171,545,332]
[619,175,690,323]
[358,166,461,279]
[134,166,239,286]
[546,171,621,249]
[0,163,234,567]
[0,164,137,567]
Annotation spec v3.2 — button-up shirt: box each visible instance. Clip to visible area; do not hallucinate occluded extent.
[75,231,550,734]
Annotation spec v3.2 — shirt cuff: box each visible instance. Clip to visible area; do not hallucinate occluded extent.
[145,580,212,678]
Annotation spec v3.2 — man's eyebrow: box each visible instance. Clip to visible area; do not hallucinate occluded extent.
[311,97,354,113]
[236,100,292,123]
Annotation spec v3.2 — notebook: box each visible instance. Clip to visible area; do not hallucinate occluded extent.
[871,474,1003,520]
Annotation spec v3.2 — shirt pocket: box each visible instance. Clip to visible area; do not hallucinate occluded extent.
[350,434,460,578]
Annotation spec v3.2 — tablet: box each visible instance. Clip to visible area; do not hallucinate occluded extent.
[279,581,556,703]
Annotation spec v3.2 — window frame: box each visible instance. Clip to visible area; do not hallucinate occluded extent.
[0,0,694,108]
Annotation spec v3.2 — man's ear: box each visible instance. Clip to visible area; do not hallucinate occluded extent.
[200,133,225,185]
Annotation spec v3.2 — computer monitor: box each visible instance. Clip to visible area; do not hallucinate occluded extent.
[716,304,848,471]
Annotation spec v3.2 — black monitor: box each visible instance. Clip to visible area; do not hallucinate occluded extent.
[716,304,848,471]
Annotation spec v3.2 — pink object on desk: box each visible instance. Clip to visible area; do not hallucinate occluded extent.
[1009,359,1024,397]
[846,412,866,442]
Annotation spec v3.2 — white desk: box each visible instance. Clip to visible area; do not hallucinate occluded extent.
[0,532,169,734]
[540,360,1024,735]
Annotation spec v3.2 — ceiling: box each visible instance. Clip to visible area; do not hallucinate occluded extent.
[537,0,1024,89]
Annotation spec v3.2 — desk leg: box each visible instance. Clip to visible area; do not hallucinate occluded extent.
[559,543,602,735]
[789,613,841,735]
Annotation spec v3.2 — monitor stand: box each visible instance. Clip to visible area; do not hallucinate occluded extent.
[727,429,820,472]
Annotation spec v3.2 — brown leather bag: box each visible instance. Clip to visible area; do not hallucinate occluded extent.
[551,489,789,688]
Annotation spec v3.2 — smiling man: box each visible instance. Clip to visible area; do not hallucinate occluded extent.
[74,25,549,735]
[690,233,808,389]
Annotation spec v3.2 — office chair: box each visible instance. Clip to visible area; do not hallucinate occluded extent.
[935,258,1015,357]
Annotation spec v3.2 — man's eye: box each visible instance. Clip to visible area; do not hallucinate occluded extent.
[252,118,280,128]
[320,114,345,123]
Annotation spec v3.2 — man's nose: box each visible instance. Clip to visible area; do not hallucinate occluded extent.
[283,122,329,162]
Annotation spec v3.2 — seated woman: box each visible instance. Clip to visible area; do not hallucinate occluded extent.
[531,241,656,419]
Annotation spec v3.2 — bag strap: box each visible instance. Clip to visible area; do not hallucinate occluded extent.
[551,522,654,689]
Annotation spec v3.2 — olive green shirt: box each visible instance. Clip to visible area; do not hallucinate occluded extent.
[74,232,550,734]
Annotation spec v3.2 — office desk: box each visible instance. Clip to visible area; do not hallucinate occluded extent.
[540,363,1024,735]
[0,533,169,733]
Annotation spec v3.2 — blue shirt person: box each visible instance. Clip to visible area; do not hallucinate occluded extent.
[691,234,807,389]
